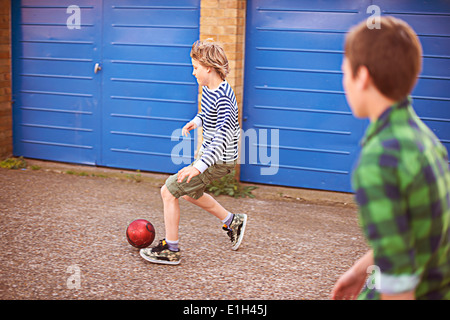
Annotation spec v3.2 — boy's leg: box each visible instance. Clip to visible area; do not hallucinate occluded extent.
[155,167,212,245]
[183,193,247,250]
[140,184,182,265]
[141,161,246,266]
[161,184,181,242]
[181,193,228,221]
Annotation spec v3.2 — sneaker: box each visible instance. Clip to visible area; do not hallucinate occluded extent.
[140,239,181,265]
[223,213,247,250]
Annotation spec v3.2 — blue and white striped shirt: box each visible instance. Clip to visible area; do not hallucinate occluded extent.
[192,81,240,173]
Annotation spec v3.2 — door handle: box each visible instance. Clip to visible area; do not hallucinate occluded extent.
[94,63,102,73]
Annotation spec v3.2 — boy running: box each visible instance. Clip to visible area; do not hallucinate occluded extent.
[332,17,450,299]
[140,39,247,265]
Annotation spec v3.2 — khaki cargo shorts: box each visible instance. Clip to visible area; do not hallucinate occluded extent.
[165,156,236,200]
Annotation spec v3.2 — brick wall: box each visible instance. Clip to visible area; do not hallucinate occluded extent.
[0,0,11,159]
[199,0,246,122]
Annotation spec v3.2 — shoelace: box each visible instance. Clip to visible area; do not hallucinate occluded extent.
[152,239,167,252]
[223,224,234,242]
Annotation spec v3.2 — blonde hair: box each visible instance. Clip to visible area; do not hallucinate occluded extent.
[190,39,229,80]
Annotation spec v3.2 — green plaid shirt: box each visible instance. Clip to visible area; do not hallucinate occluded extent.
[353,97,450,300]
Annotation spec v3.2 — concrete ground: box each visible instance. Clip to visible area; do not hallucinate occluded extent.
[0,160,368,300]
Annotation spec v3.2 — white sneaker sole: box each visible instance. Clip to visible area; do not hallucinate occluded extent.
[139,249,181,265]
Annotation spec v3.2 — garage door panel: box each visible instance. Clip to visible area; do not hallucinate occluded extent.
[106,46,193,65]
[277,148,350,171]
[385,15,450,37]
[254,31,346,52]
[20,125,94,146]
[249,108,353,133]
[443,141,450,152]
[108,6,199,27]
[108,28,197,46]
[18,105,95,154]
[20,108,94,128]
[375,0,450,12]
[19,24,97,43]
[251,90,351,113]
[18,142,95,165]
[421,57,450,79]
[422,120,450,141]
[255,69,343,93]
[20,42,95,61]
[257,11,362,31]
[19,59,94,77]
[20,5,97,24]
[242,166,349,191]
[253,0,364,10]
[107,99,196,121]
[419,37,450,58]
[105,63,195,84]
[107,81,197,104]
[376,0,450,37]
[108,133,179,153]
[414,100,450,119]
[20,75,94,96]
[20,0,93,6]
[20,93,94,112]
[107,116,187,136]
[105,150,186,174]
[279,130,355,152]
[255,50,343,71]
[414,78,450,99]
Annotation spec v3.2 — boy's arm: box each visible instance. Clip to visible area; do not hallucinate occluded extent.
[177,116,203,181]
[332,250,416,300]
[353,153,420,297]
[191,115,203,128]
[331,250,374,300]
[176,165,200,184]
[182,120,198,137]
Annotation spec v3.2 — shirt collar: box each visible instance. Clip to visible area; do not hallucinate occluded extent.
[360,96,411,147]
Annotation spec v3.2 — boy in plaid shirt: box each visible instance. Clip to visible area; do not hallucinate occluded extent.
[332,17,450,299]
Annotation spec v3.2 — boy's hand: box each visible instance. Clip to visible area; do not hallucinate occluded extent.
[177,166,200,183]
[331,267,367,300]
[331,250,373,300]
[182,121,197,137]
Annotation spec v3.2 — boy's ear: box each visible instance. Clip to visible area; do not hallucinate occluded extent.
[356,65,371,90]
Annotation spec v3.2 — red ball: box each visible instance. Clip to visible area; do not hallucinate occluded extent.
[126,219,155,248]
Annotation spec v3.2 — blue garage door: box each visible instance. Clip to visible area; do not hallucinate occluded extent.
[241,0,450,192]
[377,0,450,166]
[12,0,199,173]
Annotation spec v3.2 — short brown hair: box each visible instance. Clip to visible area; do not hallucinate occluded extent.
[190,39,229,80]
[344,16,422,101]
